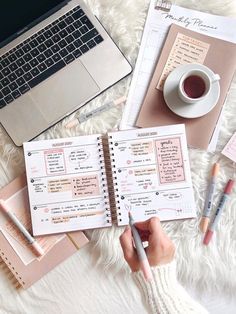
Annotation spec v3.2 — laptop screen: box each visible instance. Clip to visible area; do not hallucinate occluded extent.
[0,0,69,48]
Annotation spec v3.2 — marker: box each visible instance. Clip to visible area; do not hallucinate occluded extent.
[0,199,44,257]
[128,212,153,281]
[200,163,220,233]
[203,179,234,245]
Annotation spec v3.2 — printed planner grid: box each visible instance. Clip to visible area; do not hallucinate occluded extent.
[108,124,196,225]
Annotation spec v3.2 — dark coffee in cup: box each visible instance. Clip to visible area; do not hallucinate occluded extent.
[183,75,206,99]
[178,66,220,105]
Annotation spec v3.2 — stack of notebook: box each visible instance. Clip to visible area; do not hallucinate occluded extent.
[0,174,89,289]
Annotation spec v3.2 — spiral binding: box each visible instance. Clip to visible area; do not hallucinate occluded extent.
[107,135,123,224]
[97,135,112,224]
[0,248,25,288]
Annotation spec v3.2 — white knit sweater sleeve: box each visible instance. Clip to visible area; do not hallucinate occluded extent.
[132,261,208,314]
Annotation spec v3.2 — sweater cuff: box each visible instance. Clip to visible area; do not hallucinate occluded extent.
[132,261,208,314]
[132,261,177,313]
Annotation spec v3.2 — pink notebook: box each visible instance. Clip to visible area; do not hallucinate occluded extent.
[0,174,89,289]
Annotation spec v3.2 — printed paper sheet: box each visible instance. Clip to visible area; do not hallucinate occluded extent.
[109,124,196,225]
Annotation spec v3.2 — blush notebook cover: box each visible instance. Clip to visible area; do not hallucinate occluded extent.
[0,174,89,289]
[136,24,236,150]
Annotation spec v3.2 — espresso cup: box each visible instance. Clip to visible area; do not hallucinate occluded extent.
[178,69,220,104]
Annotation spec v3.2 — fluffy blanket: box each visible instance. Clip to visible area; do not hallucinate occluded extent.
[0,0,236,299]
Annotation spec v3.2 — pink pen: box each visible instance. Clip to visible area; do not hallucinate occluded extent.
[203,179,234,245]
[0,199,44,257]
[129,212,153,281]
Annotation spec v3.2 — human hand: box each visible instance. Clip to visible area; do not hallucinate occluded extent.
[119,217,175,272]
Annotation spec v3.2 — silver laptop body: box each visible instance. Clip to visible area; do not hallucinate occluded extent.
[0,0,131,146]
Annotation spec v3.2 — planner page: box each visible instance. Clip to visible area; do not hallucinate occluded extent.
[108,124,196,225]
[23,135,111,236]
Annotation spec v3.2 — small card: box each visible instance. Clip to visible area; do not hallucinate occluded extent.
[222,132,236,162]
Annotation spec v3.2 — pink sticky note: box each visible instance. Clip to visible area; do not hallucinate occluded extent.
[222,132,236,162]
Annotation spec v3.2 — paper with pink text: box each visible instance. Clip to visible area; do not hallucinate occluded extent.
[109,124,196,225]
[221,132,236,163]
[23,135,111,236]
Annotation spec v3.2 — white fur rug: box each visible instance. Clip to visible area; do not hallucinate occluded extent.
[1,0,236,299]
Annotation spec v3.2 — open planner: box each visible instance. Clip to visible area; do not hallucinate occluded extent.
[23,124,196,236]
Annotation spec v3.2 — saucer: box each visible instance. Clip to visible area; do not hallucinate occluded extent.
[163,64,220,119]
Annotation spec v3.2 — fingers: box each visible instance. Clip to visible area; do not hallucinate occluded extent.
[134,217,163,245]
[120,217,175,270]
[120,226,139,272]
[137,229,150,242]
[135,217,161,234]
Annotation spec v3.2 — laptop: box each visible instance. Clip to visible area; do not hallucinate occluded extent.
[0,0,132,146]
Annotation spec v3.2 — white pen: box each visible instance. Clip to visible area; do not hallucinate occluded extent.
[0,199,44,257]
[129,212,153,281]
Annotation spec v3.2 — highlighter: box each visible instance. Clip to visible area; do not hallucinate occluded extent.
[200,163,220,233]
[203,179,234,245]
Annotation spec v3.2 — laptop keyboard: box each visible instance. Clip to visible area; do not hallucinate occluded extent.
[0,6,104,109]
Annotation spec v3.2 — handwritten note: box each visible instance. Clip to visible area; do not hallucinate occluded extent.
[72,175,100,198]
[44,149,66,175]
[222,132,236,162]
[48,179,71,193]
[119,167,157,193]
[108,124,195,225]
[24,134,111,235]
[155,137,185,184]
[156,32,210,90]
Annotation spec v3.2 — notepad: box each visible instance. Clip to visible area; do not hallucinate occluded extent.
[0,174,89,289]
[23,124,196,236]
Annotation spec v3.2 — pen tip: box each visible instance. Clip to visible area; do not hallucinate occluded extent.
[212,163,220,176]
[203,230,213,245]
[0,199,8,213]
[224,179,235,194]
[31,241,44,257]
[65,119,79,129]
[199,217,209,233]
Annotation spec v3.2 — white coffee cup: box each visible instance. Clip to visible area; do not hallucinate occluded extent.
[178,68,220,104]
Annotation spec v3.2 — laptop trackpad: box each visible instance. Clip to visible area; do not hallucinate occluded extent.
[32,60,100,123]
